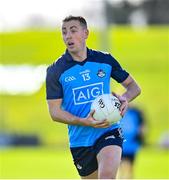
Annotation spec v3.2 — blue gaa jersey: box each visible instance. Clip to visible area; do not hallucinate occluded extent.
[120,108,144,155]
[46,48,129,147]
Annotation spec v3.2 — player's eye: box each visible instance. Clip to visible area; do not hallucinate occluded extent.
[71,29,77,33]
[62,31,67,35]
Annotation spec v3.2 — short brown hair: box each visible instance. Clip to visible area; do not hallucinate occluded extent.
[62,15,87,29]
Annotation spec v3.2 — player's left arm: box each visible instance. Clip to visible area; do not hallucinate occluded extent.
[121,75,141,102]
[116,75,141,116]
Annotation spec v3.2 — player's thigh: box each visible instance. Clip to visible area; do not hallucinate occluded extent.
[97,145,122,175]
[81,170,98,179]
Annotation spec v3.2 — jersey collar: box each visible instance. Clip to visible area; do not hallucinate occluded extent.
[64,48,93,62]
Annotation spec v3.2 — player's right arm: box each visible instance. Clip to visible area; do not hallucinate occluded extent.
[47,98,110,128]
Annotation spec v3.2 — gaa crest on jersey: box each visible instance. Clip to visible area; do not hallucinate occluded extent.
[97,69,106,78]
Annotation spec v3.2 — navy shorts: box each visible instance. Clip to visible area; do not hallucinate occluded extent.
[70,128,124,177]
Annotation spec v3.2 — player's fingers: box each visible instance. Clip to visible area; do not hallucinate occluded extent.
[112,92,120,99]
[90,110,95,117]
[112,92,117,96]
[92,119,105,125]
[95,123,110,128]
[120,101,128,116]
[93,120,110,128]
[118,96,127,103]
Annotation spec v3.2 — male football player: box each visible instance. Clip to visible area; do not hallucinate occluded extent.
[46,15,141,179]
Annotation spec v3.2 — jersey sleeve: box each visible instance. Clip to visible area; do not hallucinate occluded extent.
[46,66,63,100]
[108,54,129,83]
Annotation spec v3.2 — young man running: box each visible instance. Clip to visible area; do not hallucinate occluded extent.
[46,15,141,179]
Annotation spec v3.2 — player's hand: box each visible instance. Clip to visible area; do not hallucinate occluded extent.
[81,110,110,128]
[112,92,128,116]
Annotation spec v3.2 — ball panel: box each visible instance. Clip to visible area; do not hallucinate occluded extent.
[91,94,122,124]
[106,109,122,124]
[91,95,107,121]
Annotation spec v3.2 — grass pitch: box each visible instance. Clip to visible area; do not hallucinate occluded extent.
[0,146,168,179]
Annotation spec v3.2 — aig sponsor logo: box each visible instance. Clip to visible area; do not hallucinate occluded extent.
[65,76,76,82]
[72,82,103,105]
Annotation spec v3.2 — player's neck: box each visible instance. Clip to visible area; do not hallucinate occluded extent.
[69,47,87,62]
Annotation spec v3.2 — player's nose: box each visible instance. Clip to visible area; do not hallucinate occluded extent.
[65,31,72,40]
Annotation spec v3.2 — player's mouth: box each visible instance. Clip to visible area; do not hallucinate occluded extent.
[67,42,75,48]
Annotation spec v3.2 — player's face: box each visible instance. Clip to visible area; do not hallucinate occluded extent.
[62,20,88,54]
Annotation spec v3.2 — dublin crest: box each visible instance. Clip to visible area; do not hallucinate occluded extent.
[97,69,106,78]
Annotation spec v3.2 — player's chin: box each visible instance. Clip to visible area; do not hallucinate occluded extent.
[67,47,77,53]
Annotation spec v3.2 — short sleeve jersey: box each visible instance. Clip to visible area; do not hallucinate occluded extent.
[46,48,129,147]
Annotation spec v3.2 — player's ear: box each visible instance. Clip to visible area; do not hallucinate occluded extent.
[84,29,89,39]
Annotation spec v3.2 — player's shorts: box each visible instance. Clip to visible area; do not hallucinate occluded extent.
[70,128,124,177]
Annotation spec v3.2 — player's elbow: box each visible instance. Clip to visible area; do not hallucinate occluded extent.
[136,85,141,96]
[49,109,60,122]
[50,114,58,122]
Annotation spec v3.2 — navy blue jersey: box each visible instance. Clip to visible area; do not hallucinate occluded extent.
[46,48,129,147]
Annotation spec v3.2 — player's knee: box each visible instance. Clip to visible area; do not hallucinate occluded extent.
[99,167,116,179]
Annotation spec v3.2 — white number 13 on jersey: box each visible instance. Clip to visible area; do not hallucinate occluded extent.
[82,73,90,81]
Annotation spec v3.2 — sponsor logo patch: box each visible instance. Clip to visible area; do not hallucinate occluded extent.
[72,82,103,105]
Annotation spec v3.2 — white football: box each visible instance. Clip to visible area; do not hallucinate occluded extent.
[91,94,122,124]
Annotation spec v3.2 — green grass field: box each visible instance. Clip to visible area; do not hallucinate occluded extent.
[0,146,168,179]
[0,26,169,178]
